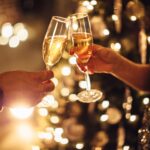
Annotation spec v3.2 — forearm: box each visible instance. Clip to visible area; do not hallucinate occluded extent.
[112,55,150,92]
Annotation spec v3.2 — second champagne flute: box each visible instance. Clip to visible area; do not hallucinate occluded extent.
[42,16,68,70]
[69,13,103,103]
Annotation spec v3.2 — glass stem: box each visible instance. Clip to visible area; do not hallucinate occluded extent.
[85,71,91,91]
[46,65,51,70]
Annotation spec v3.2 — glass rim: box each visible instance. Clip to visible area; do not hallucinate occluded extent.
[52,16,67,23]
[69,13,88,19]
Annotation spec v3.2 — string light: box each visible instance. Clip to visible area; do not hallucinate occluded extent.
[61,66,71,76]
[9,35,20,48]
[16,28,28,41]
[38,94,58,108]
[50,115,60,124]
[112,14,118,21]
[1,23,13,38]
[61,87,70,97]
[129,115,137,122]
[87,4,94,10]
[0,22,28,47]
[100,114,108,122]
[101,100,110,109]
[38,108,48,117]
[79,80,87,89]
[38,131,53,140]
[60,138,69,145]
[103,29,110,36]
[123,145,130,150]
[130,16,137,21]
[76,143,84,149]
[82,1,90,7]
[69,56,77,65]
[110,42,121,52]
[14,23,25,33]
[69,94,79,102]
[90,0,97,6]
[54,128,64,142]
[142,97,150,105]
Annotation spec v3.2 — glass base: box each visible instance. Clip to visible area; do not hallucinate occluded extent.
[77,89,103,103]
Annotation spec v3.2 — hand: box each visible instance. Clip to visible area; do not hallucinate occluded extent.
[71,44,119,74]
[0,70,54,108]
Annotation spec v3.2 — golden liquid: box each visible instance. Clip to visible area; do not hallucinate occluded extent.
[72,33,93,63]
[42,36,67,66]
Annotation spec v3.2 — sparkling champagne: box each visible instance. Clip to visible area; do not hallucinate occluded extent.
[72,33,93,63]
[42,35,67,67]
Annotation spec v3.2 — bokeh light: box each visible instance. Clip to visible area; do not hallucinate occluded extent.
[10,107,34,119]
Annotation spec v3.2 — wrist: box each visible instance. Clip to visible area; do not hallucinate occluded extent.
[111,52,126,75]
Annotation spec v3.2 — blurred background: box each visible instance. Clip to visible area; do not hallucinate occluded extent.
[0,0,150,150]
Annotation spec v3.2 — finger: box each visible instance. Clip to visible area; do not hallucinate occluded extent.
[37,70,54,81]
[77,60,87,72]
[86,62,95,74]
[41,80,55,92]
[69,47,78,55]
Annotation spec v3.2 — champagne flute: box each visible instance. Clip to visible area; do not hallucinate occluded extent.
[42,16,68,70]
[69,13,102,103]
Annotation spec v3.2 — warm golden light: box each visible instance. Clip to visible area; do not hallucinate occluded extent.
[10,107,34,119]
[1,23,13,38]
[38,108,48,116]
[82,1,90,7]
[9,35,20,48]
[38,94,58,108]
[100,114,108,122]
[60,138,69,145]
[143,97,149,105]
[51,77,59,86]
[76,143,84,149]
[123,145,130,150]
[91,0,97,6]
[54,128,64,142]
[61,87,70,97]
[112,14,118,21]
[87,4,94,10]
[130,16,137,21]
[110,42,121,52]
[103,29,110,36]
[79,80,87,89]
[38,131,53,140]
[61,66,71,76]
[32,145,40,150]
[69,94,79,102]
[147,36,150,44]
[14,23,25,33]
[17,124,34,140]
[0,36,9,45]
[101,100,110,109]
[129,115,137,122]
[69,56,77,65]
[16,28,28,41]
[50,115,60,124]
